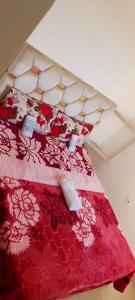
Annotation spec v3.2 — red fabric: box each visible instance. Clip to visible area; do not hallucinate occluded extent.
[113,272,134,292]
[0,104,10,120]
[0,120,134,300]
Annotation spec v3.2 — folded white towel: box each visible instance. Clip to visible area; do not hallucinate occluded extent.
[60,178,82,211]
[68,134,79,152]
[21,115,36,138]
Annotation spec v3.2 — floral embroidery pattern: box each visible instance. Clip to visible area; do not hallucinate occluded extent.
[39,136,66,167]
[72,195,96,247]
[23,244,65,297]
[8,188,40,227]
[0,221,30,255]
[40,188,79,230]
[17,132,43,164]
[94,194,118,227]
[0,180,40,255]
[69,151,89,175]
[0,176,20,189]
[0,122,17,156]
[0,119,93,175]
[0,120,134,299]
[72,222,95,247]
[39,136,92,175]
[82,147,95,176]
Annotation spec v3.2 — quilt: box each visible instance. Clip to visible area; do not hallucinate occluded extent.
[0,120,134,300]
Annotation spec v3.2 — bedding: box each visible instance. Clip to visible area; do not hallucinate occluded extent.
[0,120,134,300]
[2,88,93,145]
[2,88,58,134]
[50,110,93,145]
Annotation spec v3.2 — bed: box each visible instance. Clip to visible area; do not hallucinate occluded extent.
[0,117,134,300]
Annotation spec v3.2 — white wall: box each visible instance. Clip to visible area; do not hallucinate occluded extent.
[28,0,135,119]
[95,143,135,254]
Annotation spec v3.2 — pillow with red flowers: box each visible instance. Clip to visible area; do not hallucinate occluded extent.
[50,111,75,141]
[2,88,58,134]
[50,110,93,145]
[1,88,93,143]
[75,120,93,146]
[1,88,38,123]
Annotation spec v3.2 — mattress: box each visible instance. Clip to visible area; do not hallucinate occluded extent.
[0,120,134,300]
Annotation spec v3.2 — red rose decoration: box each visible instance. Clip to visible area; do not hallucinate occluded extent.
[37,115,46,127]
[40,120,46,127]
[51,125,60,137]
[59,124,67,135]
[6,97,13,106]
[9,107,18,119]
[39,103,53,121]
[0,104,10,120]
[55,117,64,124]
[27,98,33,107]
[51,124,67,137]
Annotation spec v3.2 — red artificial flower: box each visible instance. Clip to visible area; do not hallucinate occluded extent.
[51,124,67,137]
[9,107,18,119]
[27,98,33,107]
[37,115,46,127]
[0,104,10,120]
[51,125,61,137]
[56,117,64,124]
[39,103,53,121]
[6,97,13,106]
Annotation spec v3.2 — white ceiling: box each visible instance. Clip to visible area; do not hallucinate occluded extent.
[28,0,135,120]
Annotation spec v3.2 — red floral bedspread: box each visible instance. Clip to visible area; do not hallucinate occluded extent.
[0,120,134,300]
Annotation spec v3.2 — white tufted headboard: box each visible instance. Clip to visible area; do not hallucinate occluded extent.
[1,44,133,160]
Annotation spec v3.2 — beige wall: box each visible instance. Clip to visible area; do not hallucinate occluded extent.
[0,0,54,75]
[95,143,135,255]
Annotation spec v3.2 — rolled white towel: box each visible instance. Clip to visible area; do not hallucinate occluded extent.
[21,115,36,138]
[68,134,79,152]
[60,177,82,211]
